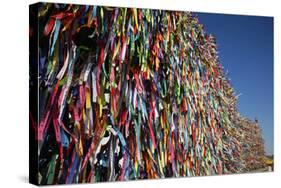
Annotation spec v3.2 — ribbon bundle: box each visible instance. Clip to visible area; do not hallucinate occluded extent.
[29,3,266,185]
[233,116,267,171]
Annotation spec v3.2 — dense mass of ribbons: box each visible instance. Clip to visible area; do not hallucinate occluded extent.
[234,116,267,171]
[29,3,266,185]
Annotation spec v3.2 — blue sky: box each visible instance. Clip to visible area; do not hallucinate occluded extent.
[196,12,274,155]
